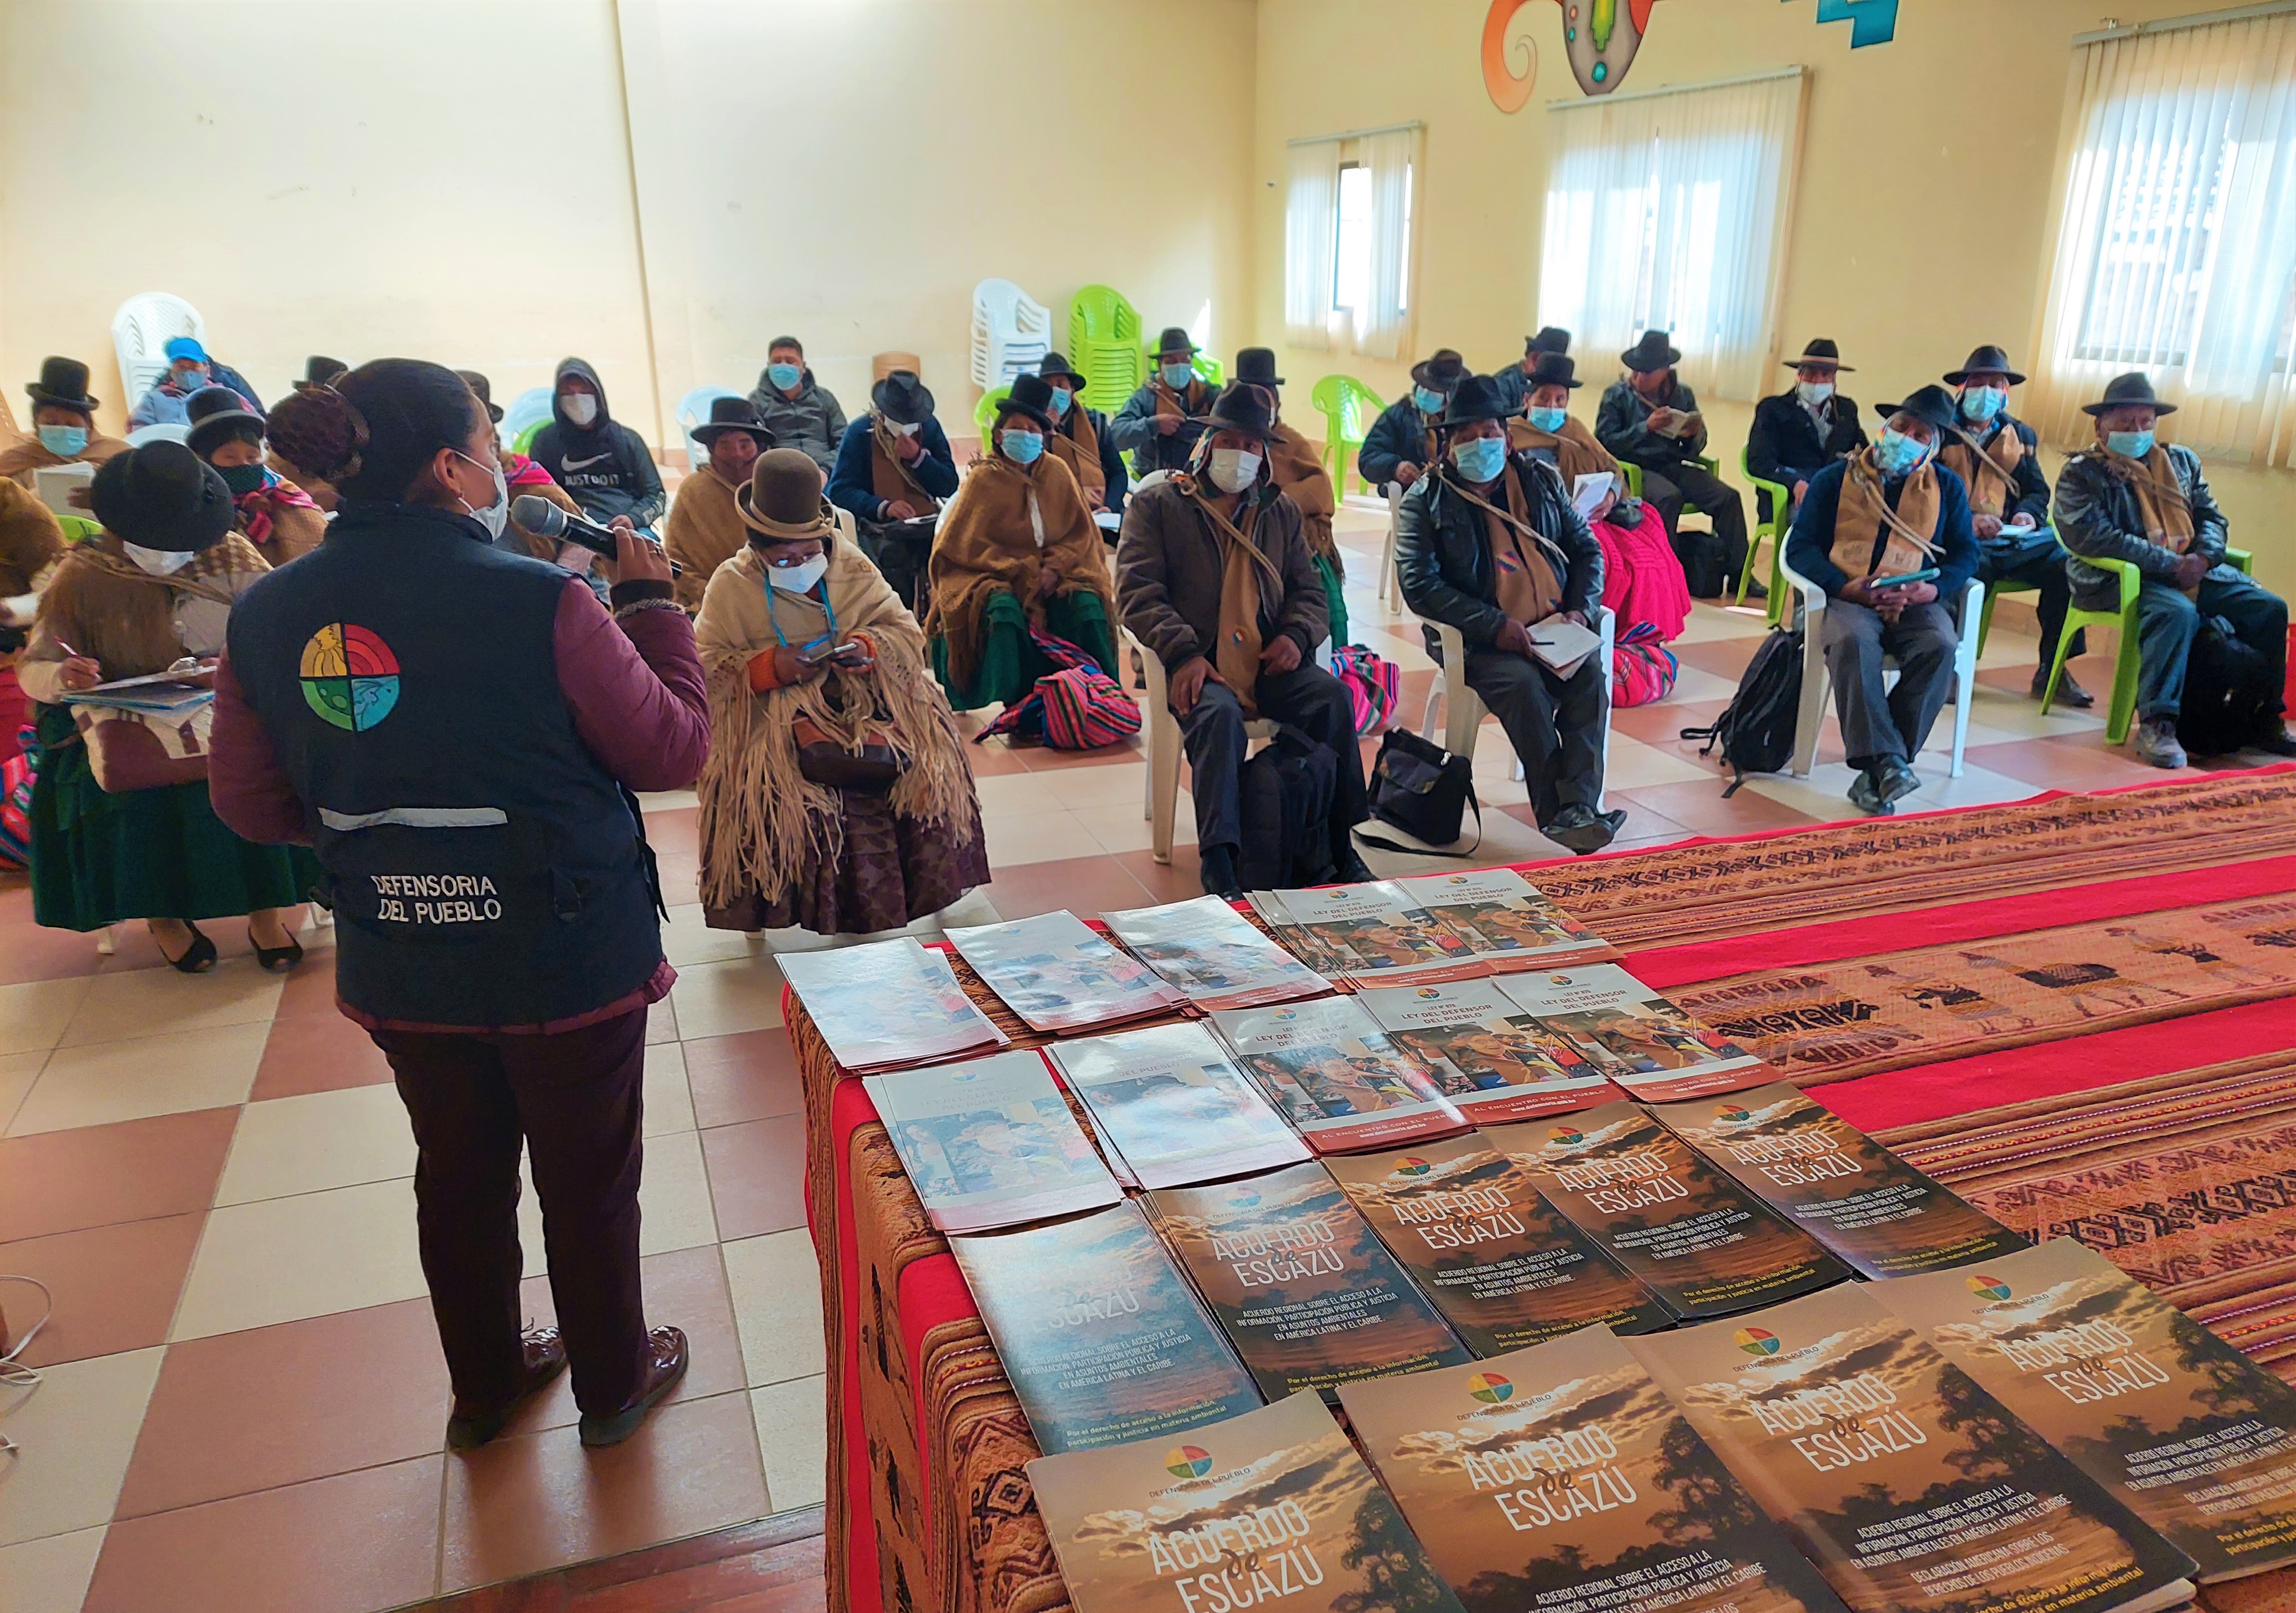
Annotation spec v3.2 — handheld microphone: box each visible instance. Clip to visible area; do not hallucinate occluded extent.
[510,495,683,576]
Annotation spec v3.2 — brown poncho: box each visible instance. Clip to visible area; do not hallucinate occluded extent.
[1939,424,2025,519]
[1263,420,1340,569]
[664,464,747,612]
[0,477,64,597]
[18,532,271,704]
[1829,448,1941,581]
[0,430,130,491]
[1049,409,1106,504]
[924,451,1116,694]
[2101,443,2200,597]
[1509,413,1618,488]
[869,419,944,517]
[692,539,980,916]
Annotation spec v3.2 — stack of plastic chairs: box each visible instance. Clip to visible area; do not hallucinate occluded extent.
[676,386,744,470]
[1310,376,1383,496]
[501,388,553,454]
[1067,285,1146,411]
[970,279,1052,390]
[110,293,204,406]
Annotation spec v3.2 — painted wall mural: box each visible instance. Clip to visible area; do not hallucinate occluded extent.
[1482,0,1901,107]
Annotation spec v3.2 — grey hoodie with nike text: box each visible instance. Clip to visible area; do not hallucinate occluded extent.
[528,357,666,529]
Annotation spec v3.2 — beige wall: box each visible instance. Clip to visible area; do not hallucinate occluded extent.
[0,0,1255,455]
[1249,0,2296,593]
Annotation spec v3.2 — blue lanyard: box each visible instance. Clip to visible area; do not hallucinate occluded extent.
[761,572,837,653]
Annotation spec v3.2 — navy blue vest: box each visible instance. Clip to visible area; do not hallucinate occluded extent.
[227,503,662,1026]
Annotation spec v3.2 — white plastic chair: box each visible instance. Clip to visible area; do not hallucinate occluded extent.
[970,279,1052,391]
[676,385,744,472]
[1779,552,1981,779]
[1377,484,1403,604]
[125,423,190,447]
[1420,612,1616,809]
[111,293,204,406]
[1132,629,1279,866]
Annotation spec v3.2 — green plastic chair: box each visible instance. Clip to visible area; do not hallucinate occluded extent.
[973,386,1013,455]
[1739,449,1793,625]
[1310,376,1383,496]
[58,514,102,544]
[1067,285,1145,416]
[2039,546,2254,742]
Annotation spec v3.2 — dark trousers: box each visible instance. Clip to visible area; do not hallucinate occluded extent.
[1176,661,1367,863]
[1820,598,1958,769]
[1641,463,1749,591]
[2135,567,2291,722]
[372,1007,650,1418]
[1978,527,2083,665]
[1462,647,1607,826]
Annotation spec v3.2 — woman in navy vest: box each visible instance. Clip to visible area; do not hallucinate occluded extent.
[210,360,712,1450]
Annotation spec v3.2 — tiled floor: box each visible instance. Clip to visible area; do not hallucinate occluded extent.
[0,497,2256,1613]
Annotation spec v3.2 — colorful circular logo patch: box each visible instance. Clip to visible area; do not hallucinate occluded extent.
[1393,1157,1433,1177]
[1165,1445,1213,1479]
[1551,1125,1584,1146]
[1467,1373,1513,1404]
[1717,1105,1753,1123]
[299,623,400,733]
[1967,1274,2013,1302]
[1415,987,1442,999]
[1735,1327,1782,1357]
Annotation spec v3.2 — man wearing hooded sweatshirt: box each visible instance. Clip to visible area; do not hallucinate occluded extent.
[529,358,666,532]
[746,337,847,473]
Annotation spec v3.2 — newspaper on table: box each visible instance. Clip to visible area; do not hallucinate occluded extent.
[1498,963,1770,1102]
[864,1049,1122,1233]
[1250,881,1488,988]
[1387,867,1614,970]
[777,936,1008,1073]
[1045,1020,1310,1189]
[943,911,1187,1034]
[1099,895,1328,1011]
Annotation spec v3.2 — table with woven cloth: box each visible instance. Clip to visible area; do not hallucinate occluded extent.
[795,767,2296,1613]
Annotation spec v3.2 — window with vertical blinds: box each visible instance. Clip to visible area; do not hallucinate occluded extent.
[2029,7,2296,464]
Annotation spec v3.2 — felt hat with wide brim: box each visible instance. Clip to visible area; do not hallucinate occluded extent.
[1234,347,1284,387]
[736,448,833,541]
[1409,349,1468,391]
[91,439,235,552]
[27,356,99,414]
[1188,381,1278,442]
[2081,372,2177,417]
[997,374,1057,433]
[1943,345,2027,388]
[1439,374,1517,428]
[1619,330,1680,372]
[1871,385,1960,435]
[1526,352,1582,391]
[1784,337,1852,372]
[1153,326,1199,358]
[184,385,267,460]
[299,356,350,393]
[454,369,503,423]
[1524,326,1571,356]
[870,370,935,423]
[691,395,776,445]
[1036,351,1088,391]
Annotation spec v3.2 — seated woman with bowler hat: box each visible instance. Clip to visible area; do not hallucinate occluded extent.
[19,440,313,971]
[694,448,986,934]
[665,396,775,613]
[1,357,129,490]
[925,375,1119,712]
[185,386,325,569]
[826,370,957,613]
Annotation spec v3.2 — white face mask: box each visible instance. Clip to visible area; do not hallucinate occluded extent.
[1208,448,1262,494]
[123,541,195,575]
[1797,379,1835,408]
[454,450,509,540]
[888,418,921,438]
[767,554,829,594]
[561,394,599,427]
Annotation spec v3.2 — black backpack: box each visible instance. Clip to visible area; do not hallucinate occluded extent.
[1681,626,1805,794]
[1236,724,1338,890]
[2178,616,2280,757]
[1672,524,1729,599]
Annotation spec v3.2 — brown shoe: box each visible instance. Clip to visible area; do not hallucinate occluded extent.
[446,1326,567,1450]
[578,1325,690,1448]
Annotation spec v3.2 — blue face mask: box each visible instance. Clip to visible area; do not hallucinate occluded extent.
[767,362,802,391]
[2107,429,2155,459]
[1049,387,1072,417]
[1873,427,1929,478]
[172,365,207,391]
[1450,435,1508,483]
[1960,386,2007,423]
[1001,428,1044,464]
[1527,406,1568,434]
[37,424,88,457]
[1414,386,1447,415]
[1160,362,1196,390]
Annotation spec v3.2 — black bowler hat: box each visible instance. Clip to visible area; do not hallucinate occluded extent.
[90,440,235,553]
[871,370,935,424]
[1410,349,1468,391]
[1527,352,1582,391]
[26,356,98,414]
[454,369,503,423]
[691,395,776,446]
[1190,381,1278,442]
[298,356,350,393]
[1872,385,1959,434]
[2082,372,2177,417]
[1784,337,1852,373]
[1619,330,1681,372]
[1524,326,1571,356]
[998,374,1057,433]
[1439,374,1517,428]
[1037,351,1088,391]
[1234,348,1284,387]
[1154,326,1199,358]
[1943,345,2027,388]
[184,386,267,460]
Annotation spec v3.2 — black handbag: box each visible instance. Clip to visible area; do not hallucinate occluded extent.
[1355,726,1482,858]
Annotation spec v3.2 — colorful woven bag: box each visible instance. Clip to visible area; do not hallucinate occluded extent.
[971,629,1141,750]
[1610,620,1680,708]
[1329,643,1400,736]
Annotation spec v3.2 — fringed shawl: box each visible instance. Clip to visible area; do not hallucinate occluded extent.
[924,452,1115,695]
